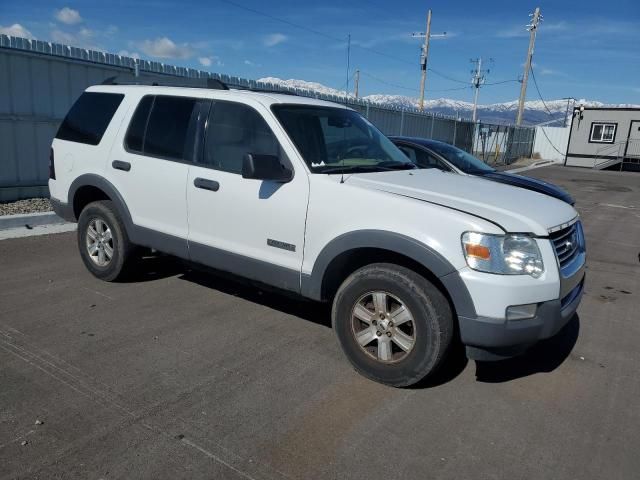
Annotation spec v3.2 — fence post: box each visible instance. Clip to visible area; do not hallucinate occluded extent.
[400,109,405,136]
[366,103,370,119]
[452,120,457,147]
[430,114,435,138]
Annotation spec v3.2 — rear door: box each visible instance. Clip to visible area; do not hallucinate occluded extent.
[186,99,309,292]
[110,94,202,256]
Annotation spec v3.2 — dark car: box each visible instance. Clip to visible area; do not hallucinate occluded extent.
[390,136,575,205]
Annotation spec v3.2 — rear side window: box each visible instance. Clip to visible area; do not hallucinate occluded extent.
[56,92,124,145]
[125,95,198,161]
[203,101,280,174]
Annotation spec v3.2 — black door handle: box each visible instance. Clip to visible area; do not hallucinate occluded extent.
[194,177,220,192]
[112,160,131,172]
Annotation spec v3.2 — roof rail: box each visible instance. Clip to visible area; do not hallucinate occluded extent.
[101,75,229,90]
[238,87,299,97]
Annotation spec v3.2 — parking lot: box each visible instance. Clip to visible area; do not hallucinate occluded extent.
[1,165,638,480]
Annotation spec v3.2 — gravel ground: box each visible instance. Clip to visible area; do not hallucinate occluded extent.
[0,198,52,216]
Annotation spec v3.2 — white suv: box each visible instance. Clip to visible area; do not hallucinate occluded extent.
[49,78,586,387]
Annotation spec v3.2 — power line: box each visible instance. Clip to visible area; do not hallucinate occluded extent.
[428,67,468,84]
[484,79,520,86]
[538,125,567,156]
[218,0,414,67]
[360,71,418,92]
[529,64,553,115]
[360,71,470,93]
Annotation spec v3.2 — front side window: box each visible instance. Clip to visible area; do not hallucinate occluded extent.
[272,105,414,174]
[56,92,124,145]
[202,101,280,174]
[590,123,616,143]
[398,144,450,171]
[426,142,494,174]
[125,95,198,161]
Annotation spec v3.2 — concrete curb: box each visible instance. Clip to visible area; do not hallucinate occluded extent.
[0,211,68,230]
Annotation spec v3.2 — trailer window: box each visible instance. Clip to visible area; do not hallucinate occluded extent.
[590,123,616,143]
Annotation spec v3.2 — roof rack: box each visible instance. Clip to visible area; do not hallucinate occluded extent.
[101,75,229,90]
[238,87,299,97]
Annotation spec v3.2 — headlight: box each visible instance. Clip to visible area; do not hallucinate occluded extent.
[461,232,544,278]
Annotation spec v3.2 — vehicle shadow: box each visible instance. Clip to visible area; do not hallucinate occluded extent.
[474,313,580,383]
[178,266,332,328]
[119,255,577,387]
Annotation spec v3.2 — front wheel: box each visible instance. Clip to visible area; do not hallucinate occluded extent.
[332,263,453,387]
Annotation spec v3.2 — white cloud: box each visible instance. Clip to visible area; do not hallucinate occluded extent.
[0,23,34,39]
[263,33,287,47]
[198,56,212,67]
[118,50,140,60]
[138,37,194,59]
[55,7,82,25]
[50,28,100,50]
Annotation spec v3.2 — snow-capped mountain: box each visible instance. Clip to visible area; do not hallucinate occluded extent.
[258,77,638,126]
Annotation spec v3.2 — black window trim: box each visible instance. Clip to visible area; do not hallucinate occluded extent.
[197,99,295,178]
[588,122,618,144]
[123,94,209,166]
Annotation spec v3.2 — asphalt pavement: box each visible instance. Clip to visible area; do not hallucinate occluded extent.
[1,165,638,479]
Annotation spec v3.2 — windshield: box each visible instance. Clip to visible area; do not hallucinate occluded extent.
[427,142,495,173]
[272,105,415,173]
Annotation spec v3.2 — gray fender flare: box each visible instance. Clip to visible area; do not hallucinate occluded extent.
[300,230,476,318]
[69,174,135,233]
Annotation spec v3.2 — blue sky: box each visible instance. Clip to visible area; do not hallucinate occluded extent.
[1,0,639,104]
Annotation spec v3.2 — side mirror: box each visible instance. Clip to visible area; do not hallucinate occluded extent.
[242,154,292,182]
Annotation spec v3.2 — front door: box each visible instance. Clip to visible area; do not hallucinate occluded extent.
[186,99,309,292]
[625,120,640,160]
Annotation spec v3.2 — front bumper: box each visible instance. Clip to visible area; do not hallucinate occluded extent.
[459,266,585,360]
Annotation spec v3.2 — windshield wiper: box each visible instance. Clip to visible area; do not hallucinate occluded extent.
[319,165,395,174]
[320,162,416,174]
[378,161,417,170]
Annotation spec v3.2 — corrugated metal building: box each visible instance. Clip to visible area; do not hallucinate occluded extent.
[533,126,570,161]
[0,34,536,201]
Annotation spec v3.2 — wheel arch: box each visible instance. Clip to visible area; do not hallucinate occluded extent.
[70,174,134,236]
[301,230,476,319]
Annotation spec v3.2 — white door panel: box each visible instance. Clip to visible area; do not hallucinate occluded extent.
[187,166,308,271]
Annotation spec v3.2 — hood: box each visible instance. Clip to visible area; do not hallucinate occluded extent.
[479,171,575,205]
[345,169,577,236]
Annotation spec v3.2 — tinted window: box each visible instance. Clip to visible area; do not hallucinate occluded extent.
[427,142,494,173]
[144,96,198,160]
[203,101,280,174]
[125,96,153,152]
[399,145,449,170]
[56,92,124,145]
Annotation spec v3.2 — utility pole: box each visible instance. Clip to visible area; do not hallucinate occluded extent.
[516,7,542,126]
[412,10,446,111]
[470,57,489,122]
[354,69,360,98]
[561,97,575,127]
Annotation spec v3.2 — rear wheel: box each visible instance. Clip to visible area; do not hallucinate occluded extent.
[77,200,134,281]
[332,263,453,387]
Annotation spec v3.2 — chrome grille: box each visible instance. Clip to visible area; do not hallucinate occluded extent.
[550,221,583,268]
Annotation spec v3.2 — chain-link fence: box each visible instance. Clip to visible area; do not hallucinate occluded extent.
[0,34,535,201]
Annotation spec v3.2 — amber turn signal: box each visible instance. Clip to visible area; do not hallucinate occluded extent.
[464,243,491,260]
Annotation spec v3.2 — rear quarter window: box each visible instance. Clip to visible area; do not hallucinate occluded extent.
[56,92,124,145]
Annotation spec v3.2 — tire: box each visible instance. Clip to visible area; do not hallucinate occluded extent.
[332,263,453,387]
[77,200,135,281]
